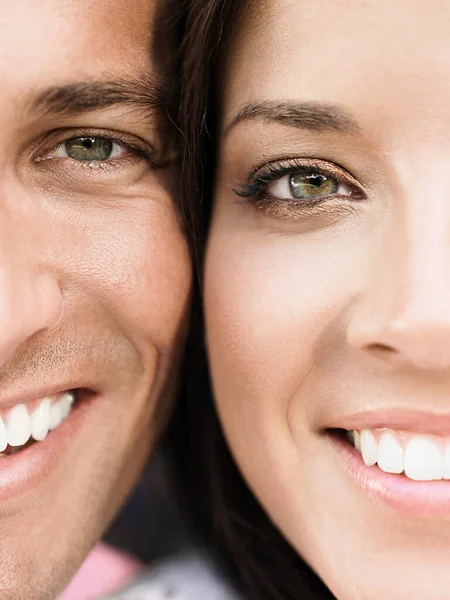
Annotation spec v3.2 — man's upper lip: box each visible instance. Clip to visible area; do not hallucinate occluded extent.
[328,409,450,436]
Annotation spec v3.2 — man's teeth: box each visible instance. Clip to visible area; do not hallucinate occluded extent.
[349,428,450,481]
[6,404,31,447]
[31,398,51,442]
[0,392,75,452]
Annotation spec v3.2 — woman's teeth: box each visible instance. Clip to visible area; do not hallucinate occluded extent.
[349,429,450,481]
[0,391,75,453]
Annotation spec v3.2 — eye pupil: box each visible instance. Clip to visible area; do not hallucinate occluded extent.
[65,137,113,161]
[289,172,337,199]
[308,175,324,188]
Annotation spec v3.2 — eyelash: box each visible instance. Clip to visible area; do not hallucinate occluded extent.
[33,129,155,174]
[233,157,365,206]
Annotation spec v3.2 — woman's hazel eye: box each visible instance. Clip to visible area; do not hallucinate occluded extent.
[266,171,351,201]
[53,137,123,162]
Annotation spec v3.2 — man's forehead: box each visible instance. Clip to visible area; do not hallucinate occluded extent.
[0,0,165,81]
[0,0,177,119]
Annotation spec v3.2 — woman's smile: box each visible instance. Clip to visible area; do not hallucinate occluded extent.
[197,0,450,598]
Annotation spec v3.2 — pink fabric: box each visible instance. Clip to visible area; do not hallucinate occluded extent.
[58,543,143,600]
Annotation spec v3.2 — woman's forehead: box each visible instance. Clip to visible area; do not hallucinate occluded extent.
[220,0,450,133]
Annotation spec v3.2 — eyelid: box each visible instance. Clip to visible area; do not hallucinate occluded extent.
[265,158,359,188]
[32,128,155,165]
[235,156,364,199]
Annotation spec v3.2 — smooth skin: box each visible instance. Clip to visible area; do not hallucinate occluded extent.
[205,1,450,599]
[0,2,190,599]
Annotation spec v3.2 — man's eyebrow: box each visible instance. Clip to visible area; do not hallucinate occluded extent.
[223,100,361,137]
[30,76,175,120]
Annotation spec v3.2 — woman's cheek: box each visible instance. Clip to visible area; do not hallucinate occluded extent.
[205,222,365,413]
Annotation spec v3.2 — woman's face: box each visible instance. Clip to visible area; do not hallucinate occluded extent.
[205,1,450,598]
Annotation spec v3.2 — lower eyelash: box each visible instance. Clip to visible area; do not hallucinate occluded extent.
[78,160,123,173]
[249,195,359,222]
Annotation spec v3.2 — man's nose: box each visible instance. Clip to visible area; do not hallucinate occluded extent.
[347,186,450,371]
[0,233,62,366]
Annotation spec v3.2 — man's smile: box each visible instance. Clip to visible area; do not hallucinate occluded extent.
[0,1,191,597]
[0,390,75,452]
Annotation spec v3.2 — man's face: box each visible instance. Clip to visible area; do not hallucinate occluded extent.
[0,2,190,598]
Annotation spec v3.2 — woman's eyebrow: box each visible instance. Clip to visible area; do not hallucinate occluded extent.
[223,100,361,137]
[28,76,175,120]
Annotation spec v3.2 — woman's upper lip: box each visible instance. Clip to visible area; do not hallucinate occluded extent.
[328,408,450,436]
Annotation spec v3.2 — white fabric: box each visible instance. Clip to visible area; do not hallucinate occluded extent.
[102,552,242,600]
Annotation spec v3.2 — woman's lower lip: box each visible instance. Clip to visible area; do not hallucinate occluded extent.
[332,434,450,518]
[0,392,95,505]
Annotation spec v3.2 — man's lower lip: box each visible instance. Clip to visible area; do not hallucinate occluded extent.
[0,391,93,504]
[332,433,450,518]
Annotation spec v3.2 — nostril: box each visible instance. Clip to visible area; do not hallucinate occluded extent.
[357,343,401,365]
[363,340,450,371]
[366,343,398,355]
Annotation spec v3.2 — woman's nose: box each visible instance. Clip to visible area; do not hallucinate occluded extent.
[347,186,450,371]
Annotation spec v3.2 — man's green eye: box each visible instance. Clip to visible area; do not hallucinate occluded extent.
[65,137,113,161]
[52,136,123,162]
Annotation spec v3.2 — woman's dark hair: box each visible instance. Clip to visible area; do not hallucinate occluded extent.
[168,2,336,599]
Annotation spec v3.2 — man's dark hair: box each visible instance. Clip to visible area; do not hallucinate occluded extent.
[168,2,336,598]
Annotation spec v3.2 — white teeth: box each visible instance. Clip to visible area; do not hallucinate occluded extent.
[6,404,31,447]
[59,393,72,419]
[377,432,404,474]
[354,430,361,452]
[49,402,62,430]
[350,428,450,481]
[30,398,51,442]
[361,430,378,466]
[0,392,76,455]
[0,418,7,452]
[404,438,442,481]
[443,447,450,479]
